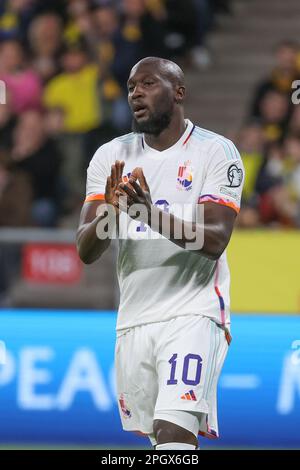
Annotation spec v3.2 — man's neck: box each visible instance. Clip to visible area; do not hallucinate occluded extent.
[144,115,187,152]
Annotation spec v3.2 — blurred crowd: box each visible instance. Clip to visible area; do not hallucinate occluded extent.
[2,2,299,230]
[236,41,300,229]
[0,0,233,227]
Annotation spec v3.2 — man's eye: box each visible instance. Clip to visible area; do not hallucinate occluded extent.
[144,81,154,86]
[128,86,134,92]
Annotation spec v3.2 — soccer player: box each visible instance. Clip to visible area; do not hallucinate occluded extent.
[77,57,244,450]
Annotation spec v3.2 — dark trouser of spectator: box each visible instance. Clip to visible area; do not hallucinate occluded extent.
[56,133,86,203]
[0,245,21,306]
[56,126,120,212]
[193,0,211,47]
[165,0,198,57]
[31,198,58,227]
[212,0,233,15]
[83,123,121,170]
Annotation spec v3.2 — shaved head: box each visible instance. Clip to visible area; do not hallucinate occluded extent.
[131,57,185,88]
[128,56,186,136]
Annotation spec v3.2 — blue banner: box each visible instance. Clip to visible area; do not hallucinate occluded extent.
[0,310,299,448]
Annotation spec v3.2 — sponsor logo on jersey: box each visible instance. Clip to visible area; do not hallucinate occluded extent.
[119,394,132,418]
[181,390,197,401]
[177,160,193,191]
[219,186,239,201]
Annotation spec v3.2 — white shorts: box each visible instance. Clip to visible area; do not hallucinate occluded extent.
[115,314,229,439]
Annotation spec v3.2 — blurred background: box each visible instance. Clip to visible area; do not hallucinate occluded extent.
[0,0,299,449]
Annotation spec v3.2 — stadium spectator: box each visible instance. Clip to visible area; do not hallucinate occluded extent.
[236,124,264,227]
[255,136,300,228]
[43,40,102,134]
[0,0,34,41]
[289,104,300,134]
[0,38,42,113]
[10,110,62,227]
[0,94,32,227]
[0,162,32,226]
[0,91,16,153]
[28,12,63,82]
[250,41,299,119]
[43,39,120,198]
[0,0,274,229]
[257,89,290,144]
[164,0,197,59]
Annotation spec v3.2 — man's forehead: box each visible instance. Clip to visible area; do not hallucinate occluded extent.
[128,63,163,82]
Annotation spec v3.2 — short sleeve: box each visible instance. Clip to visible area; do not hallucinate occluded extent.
[199,139,244,213]
[85,143,112,203]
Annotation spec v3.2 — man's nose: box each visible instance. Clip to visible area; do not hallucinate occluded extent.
[131,84,144,99]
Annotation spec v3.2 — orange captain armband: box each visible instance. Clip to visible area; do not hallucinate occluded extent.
[198,194,240,214]
[84,194,105,203]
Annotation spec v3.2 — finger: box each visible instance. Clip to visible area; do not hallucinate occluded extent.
[113,200,120,210]
[130,167,141,181]
[115,189,126,197]
[115,160,120,182]
[116,185,128,196]
[132,167,149,191]
[129,178,144,197]
[111,164,117,187]
[119,160,125,182]
[105,176,111,196]
[119,183,139,201]
[115,160,125,184]
[138,170,150,192]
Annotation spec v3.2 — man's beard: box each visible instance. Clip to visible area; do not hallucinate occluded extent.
[132,107,173,136]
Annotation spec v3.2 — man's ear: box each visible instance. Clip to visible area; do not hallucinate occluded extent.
[175,85,185,104]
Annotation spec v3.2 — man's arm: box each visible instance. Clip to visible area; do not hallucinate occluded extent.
[76,200,113,264]
[115,168,237,260]
[149,201,236,260]
[76,160,125,264]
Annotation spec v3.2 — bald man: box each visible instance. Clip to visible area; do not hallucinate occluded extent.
[77,57,244,450]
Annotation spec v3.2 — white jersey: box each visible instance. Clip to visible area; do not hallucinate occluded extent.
[85,119,244,331]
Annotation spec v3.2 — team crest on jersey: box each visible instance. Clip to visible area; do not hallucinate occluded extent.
[118,394,132,419]
[177,160,193,191]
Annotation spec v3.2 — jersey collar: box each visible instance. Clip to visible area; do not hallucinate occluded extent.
[141,119,195,155]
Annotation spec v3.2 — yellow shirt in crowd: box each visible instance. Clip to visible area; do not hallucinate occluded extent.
[43,64,101,133]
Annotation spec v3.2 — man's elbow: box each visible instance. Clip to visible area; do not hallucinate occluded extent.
[78,251,94,265]
[77,241,92,264]
[76,231,95,265]
[76,231,109,264]
[77,244,104,264]
[188,240,224,260]
[201,235,229,260]
[204,247,224,261]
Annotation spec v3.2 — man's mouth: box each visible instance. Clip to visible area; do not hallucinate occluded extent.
[133,105,148,118]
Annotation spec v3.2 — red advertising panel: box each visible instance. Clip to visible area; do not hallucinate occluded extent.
[22,244,82,284]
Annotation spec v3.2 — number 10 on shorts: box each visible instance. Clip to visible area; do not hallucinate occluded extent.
[167,353,202,386]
